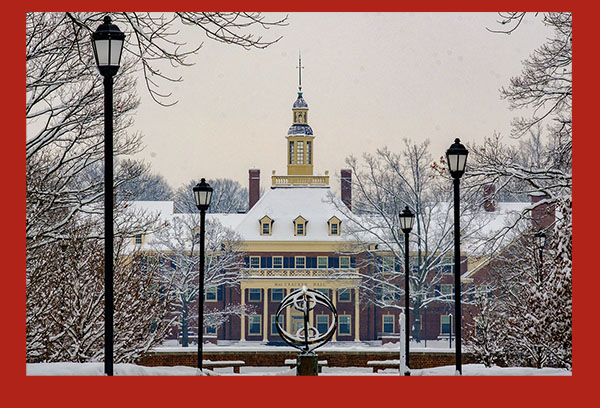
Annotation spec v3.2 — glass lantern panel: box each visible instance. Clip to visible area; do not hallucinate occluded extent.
[458,154,467,172]
[94,39,110,66]
[110,39,124,66]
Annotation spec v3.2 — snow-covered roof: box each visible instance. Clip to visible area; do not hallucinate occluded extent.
[292,93,309,109]
[124,196,540,257]
[235,186,350,242]
[287,124,313,136]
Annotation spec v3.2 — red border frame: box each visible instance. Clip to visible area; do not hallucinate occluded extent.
[9,3,592,406]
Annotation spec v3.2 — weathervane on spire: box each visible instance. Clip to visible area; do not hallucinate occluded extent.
[297,51,304,93]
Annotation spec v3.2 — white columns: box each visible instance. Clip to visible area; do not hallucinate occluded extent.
[263,288,269,342]
[354,287,360,342]
[240,286,246,341]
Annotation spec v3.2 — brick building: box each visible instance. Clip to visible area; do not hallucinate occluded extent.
[129,68,552,346]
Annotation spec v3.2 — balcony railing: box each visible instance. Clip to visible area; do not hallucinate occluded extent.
[271,175,329,187]
[241,268,359,279]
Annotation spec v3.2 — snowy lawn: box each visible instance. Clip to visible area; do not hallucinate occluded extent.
[26,362,570,376]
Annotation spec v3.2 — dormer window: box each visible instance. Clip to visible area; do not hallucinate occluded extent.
[293,215,308,236]
[328,216,342,236]
[134,234,143,245]
[259,215,274,236]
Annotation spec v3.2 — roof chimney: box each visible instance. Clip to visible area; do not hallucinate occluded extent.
[249,169,260,211]
[483,184,496,212]
[341,169,352,211]
[530,192,555,231]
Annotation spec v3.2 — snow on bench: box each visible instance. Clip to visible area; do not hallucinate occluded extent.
[284,359,328,373]
[202,360,246,373]
[367,360,400,373]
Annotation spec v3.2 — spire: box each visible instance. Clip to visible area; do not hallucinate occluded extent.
[296,51,304,94]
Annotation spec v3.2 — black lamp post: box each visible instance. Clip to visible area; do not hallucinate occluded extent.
[446,138,468,375]
[193,178,213,371]
[535,231,547,264]
[91,15,125,377]
[399,205,415,375]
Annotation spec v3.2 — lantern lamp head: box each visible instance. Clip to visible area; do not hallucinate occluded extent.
[91,16,125,77]
[534,231,547,251]
[193,178,213,212]
[446,138,469,179]
[399,206,415,234]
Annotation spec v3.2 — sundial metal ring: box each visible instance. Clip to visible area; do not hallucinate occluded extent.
[275,286,338,354]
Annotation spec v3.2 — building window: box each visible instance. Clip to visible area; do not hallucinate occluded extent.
[441,257,454,274]
[297,141,304,164]
[248,315,262,336]
[317,256,328,269]
[271,314,284,335]
[289,141,294,164]
[315,288,330,298]
[340,256,350,269]
[294,216,308,236]
[382,315,395,334]
[204,287,217,302]
[205,326,217,335]
[259,215,273,236]
[249,256,261,269]
[381,283,397,302]
[272,256,283,269]
[441,315,453,335]
[440,284,453,300]
[316,314,329,334]
[382,257,394,272]
[248,288,262,302]
[307,141,312,164]
[328,216,341,236]
[271,288,285,302]
[295,256,306,269]
[338,288,351,302]
[134,234,143,245]
[339,315,351,335]
[330,223,338,235]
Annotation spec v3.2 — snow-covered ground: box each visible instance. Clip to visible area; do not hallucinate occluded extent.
[26,362,570,376]
[27,341,570,376]
[154,339,461,353]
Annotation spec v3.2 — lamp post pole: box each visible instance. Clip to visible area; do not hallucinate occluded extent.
[399,206,415,376]
[404,230,410,373]
[193,179,213,372]
[198,207,206,367]
[103,71,114,377]
[446,138,468,375]
[91,15,125,376]
[453,176,461,373]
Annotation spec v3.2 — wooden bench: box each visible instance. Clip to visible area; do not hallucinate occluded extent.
[202,360,245,373]
[284,359,328,373]
[367,360,400,373]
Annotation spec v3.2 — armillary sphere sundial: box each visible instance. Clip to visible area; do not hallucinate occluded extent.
[275,286,338,375]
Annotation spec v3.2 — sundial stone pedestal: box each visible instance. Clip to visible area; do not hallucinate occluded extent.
[297,352,318,376]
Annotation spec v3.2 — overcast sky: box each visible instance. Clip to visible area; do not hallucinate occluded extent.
[129,12,552,193]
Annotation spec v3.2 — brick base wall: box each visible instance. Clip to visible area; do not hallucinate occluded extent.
[137,349,475,369]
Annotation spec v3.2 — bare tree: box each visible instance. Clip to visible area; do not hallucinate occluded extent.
[174,178,248,214]
[331,140,485,342]
[117,167,174,201]
[154,215,246,346]
[466,12,571,251]
[26,215,174,363]
[26,12,285,357]
[465,198,571,368]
